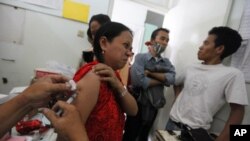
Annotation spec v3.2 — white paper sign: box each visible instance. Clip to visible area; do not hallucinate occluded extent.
[20,0,63,10]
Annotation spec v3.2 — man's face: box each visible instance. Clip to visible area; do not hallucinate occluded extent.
[153,30,169,48]
[198,34,222,63]
[149,30,169,56]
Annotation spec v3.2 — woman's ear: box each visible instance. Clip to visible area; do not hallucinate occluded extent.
[99,36,108,51]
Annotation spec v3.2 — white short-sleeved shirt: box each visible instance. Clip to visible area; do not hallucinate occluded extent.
[170,63,249,130]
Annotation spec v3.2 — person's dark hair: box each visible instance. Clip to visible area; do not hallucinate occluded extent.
[151,28,169,40]
[87,14,111,41]
[87,28,92,43]
[93,22,132,63]
[209,26,242,60]
[82,51,94,63]
[89,14,111,27]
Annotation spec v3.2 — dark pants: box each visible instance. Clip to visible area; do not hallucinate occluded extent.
[123,103,158,141]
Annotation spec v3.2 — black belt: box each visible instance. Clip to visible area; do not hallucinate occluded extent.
[171,119,191,130]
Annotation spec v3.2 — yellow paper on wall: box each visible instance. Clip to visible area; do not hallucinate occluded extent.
[63,0,90,23]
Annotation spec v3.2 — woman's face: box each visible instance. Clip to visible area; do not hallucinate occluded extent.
[101,31,133,70]
[90,21,101,40]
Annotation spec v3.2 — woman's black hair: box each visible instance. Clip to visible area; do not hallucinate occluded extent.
[82,51,94,63]
[87,14,111,41]
[89,14,111,27]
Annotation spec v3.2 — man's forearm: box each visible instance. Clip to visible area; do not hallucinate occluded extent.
[173,85,183,98]
[146,71,166,83]
[0,94,32,137]
[148,79,162,87]
[215,103,245,141]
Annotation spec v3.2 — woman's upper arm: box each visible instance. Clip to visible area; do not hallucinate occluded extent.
[73,71,100,124]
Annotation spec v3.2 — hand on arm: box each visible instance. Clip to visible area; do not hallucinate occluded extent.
[0,75,71,138]
[215,103,245,141]
[23,75,71,108]
[92,63,138,116]
[43,101,88,141]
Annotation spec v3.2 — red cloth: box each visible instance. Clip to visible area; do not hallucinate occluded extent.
[16,119,42,135]
[73,61,125,141]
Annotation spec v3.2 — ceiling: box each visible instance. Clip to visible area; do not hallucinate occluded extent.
[130,0,172,13]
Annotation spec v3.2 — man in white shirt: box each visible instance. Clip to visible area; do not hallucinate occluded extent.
[166,26,248,141]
